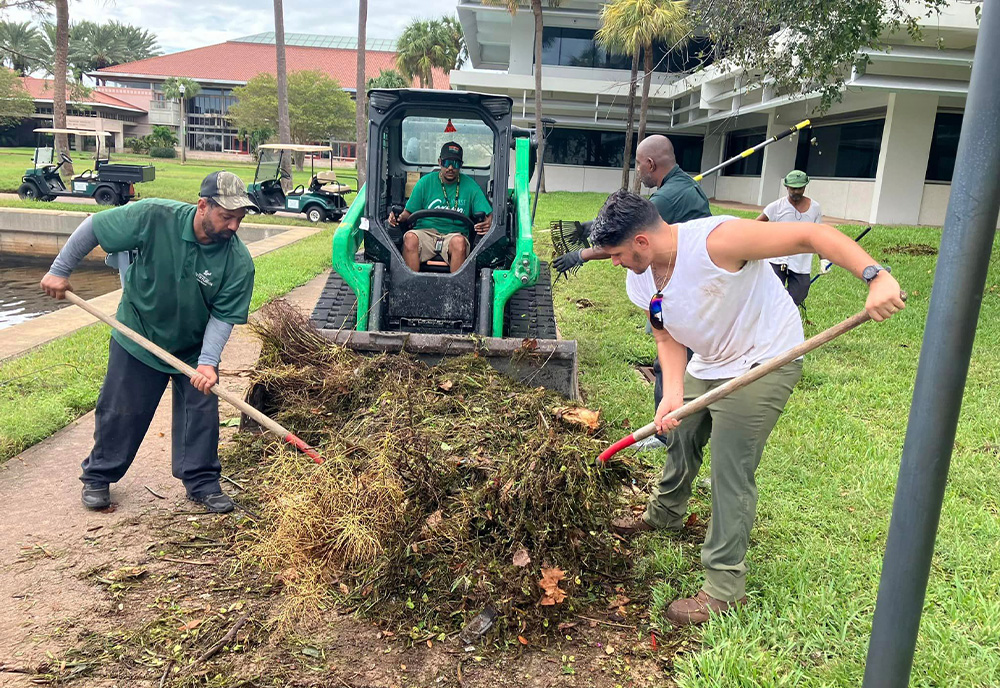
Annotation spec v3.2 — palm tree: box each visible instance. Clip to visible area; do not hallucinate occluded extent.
[598,0,689,191]
[51,0,73,177]
[273,0,293,181]
[439,16,468,70]
[110,21,159,62]
[162,77,200,163]
[484,0,561,193]
[396,20,448,88]
[355,0,367,186]
[0,21,44,75]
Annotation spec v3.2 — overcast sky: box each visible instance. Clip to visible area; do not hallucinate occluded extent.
[7,0,462,54]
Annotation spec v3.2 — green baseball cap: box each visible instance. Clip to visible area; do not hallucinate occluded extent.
[199,171,257,211]
[783,170,810,188]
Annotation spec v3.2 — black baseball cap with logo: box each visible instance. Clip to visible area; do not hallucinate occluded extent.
[439,141,463,162]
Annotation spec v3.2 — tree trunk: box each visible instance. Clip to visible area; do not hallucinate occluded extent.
[531,0,546,193]
[632,46,653,192]
[53,0,73,178]
[355,0,368,186]
[274,0,293,189]
[621,47,639,191]
[180,95,186,163]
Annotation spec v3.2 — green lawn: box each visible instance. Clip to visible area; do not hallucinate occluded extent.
[0,226,337,462]
[0,146,357,224]
[534,191,1000,686]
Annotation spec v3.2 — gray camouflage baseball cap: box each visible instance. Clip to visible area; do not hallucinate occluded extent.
[199,171,257,210]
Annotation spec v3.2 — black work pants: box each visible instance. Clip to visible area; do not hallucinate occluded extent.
[770,263,810,306]
[80,338,221,498]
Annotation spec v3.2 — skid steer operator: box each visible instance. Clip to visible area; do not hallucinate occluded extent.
[388,141,493,273]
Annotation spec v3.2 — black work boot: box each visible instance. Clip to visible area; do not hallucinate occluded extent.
[188,492,234,514]
[81,483,111,510]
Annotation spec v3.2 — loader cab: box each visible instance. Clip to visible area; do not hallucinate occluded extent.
[364,90,514,278]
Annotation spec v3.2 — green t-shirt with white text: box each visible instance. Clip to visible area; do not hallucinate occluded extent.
[92,198,255,374]
[404,171,493,236]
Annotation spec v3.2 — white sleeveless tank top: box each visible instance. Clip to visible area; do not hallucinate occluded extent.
[625,215,804,379]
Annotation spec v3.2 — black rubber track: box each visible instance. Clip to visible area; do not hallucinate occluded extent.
[310,270,358,330]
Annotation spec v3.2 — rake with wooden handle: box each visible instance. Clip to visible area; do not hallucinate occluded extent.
[63,290,324,464]
[598,300,903,464]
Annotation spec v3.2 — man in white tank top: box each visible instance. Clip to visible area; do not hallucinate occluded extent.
[591,191,904,626]
[755,170,823,306]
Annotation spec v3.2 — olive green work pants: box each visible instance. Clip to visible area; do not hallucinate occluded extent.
[642,360,802,602]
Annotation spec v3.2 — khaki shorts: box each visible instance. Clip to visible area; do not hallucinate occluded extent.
[407,229,470,263]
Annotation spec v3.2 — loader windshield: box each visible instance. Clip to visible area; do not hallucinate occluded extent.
[401,116,494,168]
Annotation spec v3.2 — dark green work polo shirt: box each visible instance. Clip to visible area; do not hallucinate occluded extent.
[92,198,255,374]
[648,164,711,224]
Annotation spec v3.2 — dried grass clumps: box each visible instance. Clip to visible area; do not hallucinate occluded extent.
[234,300,633,634]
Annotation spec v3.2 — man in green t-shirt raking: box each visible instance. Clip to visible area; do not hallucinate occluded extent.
[40,171,258,514]
[388,141,493,273]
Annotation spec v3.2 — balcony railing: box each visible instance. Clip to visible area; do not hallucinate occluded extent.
[148,100,181,126]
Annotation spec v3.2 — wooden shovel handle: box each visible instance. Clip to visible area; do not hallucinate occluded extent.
[63,291,323,464]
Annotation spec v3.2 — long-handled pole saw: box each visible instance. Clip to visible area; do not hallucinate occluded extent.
[693,119,811,182]
[597,299,902,464]
[63,291,324,464]
[550,119,813,265]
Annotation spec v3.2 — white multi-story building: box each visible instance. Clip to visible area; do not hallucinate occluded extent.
[452,0,985,226]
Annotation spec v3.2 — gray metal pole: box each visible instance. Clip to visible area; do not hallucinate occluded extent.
[862,3,1000,685]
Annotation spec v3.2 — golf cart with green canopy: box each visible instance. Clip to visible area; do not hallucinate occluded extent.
[18,127,155,205]
[307,88,578,398]
[246,143,354,223]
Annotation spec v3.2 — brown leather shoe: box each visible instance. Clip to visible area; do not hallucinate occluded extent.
[665,590,747,627]
[609,514,655,537]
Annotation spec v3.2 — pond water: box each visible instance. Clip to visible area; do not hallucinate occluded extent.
[0,255,123,330]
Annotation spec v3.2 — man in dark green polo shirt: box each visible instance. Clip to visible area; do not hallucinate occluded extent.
[388,141,493,273]
[553,134,711,276]
[40,172,257,513]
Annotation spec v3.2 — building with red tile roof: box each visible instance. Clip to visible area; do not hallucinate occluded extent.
[83,33,449,155]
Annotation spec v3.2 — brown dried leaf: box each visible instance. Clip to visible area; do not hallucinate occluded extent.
[518,635,529,645]
[552,406,601,433]
[538,566,567,606]
[512,548,531,568]
[437,380,454,392]
[178,618,202,631]
[423,509,443,534]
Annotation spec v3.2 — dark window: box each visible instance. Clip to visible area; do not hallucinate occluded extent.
[670,136,704,173]
[925,112,962,182]
[540,27,711,72]
[722,127,767,176]
[794,119,884,179]
[543,128,702,170]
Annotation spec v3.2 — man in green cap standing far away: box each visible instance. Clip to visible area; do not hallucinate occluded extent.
[40,171,258,513]
[756,169,823,306]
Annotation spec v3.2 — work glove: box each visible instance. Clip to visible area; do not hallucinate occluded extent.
[553,249,585,277]
[820,259,834,274]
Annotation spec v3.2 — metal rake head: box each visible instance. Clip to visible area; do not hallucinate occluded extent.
[549,219,593,256]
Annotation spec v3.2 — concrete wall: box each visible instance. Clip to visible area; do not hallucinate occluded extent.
[518,164,637,193]
[918,182,1000,228]
[715,176,762,206]
[0,207,291,260]
[0,208,106,262]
